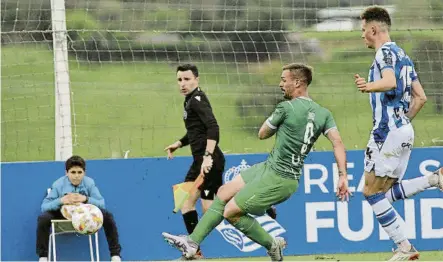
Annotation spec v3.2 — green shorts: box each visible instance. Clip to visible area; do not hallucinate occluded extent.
[234,162,299,216]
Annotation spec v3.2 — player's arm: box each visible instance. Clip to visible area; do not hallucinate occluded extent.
[259,103,286,140]
[325,128,347,176]
[192,97,219,154]
[86,180,105,209]
[258,121,276,140]
[366,69,397,92]
[323,112,346,174]
[165,135,187,159]
[179,134,189,147]
[326,128,351,201]
[355,48,396,92]
[406,79,427,121]
[41,182,63,212]
[323,111,350,201]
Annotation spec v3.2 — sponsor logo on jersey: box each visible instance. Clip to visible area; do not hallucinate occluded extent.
[382,49,393,66]
[401,142,412,149]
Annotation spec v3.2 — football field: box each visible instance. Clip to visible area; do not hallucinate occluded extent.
[206,250,443,261]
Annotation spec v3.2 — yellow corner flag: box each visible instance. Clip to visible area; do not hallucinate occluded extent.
[172,171,205,213]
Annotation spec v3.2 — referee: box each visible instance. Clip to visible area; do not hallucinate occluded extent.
[164,64,225,259]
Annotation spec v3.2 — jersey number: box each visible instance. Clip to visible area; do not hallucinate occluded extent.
[396,65,413,118]
[400,65,413,92]
[301,122,314,155]
[292,121,315,166]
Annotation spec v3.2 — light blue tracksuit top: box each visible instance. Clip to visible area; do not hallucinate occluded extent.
[41,176,105,212]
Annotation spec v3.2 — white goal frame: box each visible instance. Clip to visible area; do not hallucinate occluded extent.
[51,0,72,161]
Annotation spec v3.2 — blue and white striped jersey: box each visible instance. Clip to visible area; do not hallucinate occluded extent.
[368,42,418,143]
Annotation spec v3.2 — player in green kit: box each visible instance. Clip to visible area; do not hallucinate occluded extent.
[163,63,351,261]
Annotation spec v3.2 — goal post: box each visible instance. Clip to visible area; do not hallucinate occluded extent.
[51,0,73,161]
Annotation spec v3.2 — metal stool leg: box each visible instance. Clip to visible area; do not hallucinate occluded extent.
[48,220,101,261]
[48,234,52,262]
[88,235,94,262]
[95,232,100,262]
[51,222,57,262]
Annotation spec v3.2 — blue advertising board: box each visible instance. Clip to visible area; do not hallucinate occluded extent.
[1,148,442,260]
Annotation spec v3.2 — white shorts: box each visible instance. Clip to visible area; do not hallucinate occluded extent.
[364,123,414,180]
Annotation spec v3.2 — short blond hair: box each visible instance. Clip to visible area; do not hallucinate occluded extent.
[282,63,313,86]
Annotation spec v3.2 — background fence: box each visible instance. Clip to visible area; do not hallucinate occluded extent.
[2,0,443,162]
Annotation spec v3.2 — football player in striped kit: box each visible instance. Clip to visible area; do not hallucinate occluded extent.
[354,6,443,261]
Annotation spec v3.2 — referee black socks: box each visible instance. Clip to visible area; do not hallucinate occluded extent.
[183,210,199,234]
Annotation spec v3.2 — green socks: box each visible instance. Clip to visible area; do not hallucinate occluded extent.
[232,214,274,250]
[188,196,274,250]
[189,196,226,244]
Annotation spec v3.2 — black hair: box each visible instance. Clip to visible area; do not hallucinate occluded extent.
[176,64,199,77]
[65,155,86,171]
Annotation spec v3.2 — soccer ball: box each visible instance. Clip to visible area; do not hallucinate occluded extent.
[60,204,77,220]
[71,204,104,235]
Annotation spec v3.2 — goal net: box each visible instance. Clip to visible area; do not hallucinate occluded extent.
[2,0,442,162]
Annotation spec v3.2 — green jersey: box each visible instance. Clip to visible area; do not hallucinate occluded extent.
[265,97,337,179]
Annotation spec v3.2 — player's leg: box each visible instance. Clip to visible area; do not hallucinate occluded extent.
[163,173,245,258]
[223,199,287,262]
[188,161,266,245]
[181,159,203,236]
[223,166,298,261]
[163,162,262,257]
[386,132,422,261]
[363,125,419,260]
[184,153,225,259]
[198,152,225,214]
[363,171,418,256]
[36,210,64,260]
[385,167,443,203]
[200,199,211,213]
[181,191,200,231]
[100,209,122,261]
[364,170,419,261]
[265,205,277,219]
[172,158,207,260]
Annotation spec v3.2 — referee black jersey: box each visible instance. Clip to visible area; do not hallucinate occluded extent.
[179,87,222,156]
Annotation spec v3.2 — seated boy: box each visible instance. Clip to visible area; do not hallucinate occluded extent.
[36,155,122,261]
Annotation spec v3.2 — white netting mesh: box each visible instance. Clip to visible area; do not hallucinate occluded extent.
[2,0,442,161]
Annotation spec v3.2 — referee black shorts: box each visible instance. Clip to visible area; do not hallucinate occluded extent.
[184,150,225,200]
